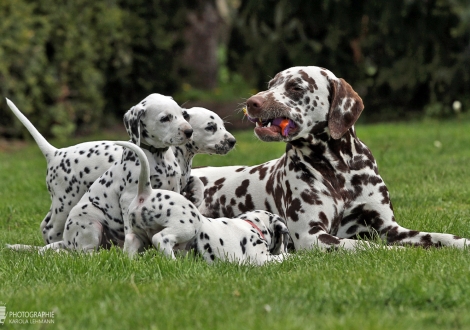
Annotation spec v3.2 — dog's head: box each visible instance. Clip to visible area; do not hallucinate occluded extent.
[123,94,193,148]
[182,107,236,155]
[237,210,290,254]
[244,66,364,142]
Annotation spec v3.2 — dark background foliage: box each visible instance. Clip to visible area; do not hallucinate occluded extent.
[228,0,470,120]
[1,0,469,139]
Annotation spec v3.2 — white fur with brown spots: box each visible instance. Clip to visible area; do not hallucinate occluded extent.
[193,66,470,251]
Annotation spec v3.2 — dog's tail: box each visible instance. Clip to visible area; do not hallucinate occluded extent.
[6,243,42,251]
[5,98,57,160]
[114,141,152,198]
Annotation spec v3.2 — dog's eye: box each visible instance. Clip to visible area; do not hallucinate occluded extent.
[183,111,190,120]
[160,115,171,123]
[205,123,217,132]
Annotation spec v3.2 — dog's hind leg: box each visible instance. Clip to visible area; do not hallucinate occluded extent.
[123,232,146,258]
[381,224,470,248]
[58,217,105,252]
[151,230,178,259]
[40,202,69,244]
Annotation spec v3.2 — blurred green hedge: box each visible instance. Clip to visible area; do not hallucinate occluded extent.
[0,0,186,139]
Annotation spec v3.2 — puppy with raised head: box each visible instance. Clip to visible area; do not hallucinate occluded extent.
[172,107,236,207]
[116,141,290,265]
[6,100,235,244]
[8,93,192,252]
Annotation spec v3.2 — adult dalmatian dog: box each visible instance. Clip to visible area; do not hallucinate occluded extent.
[6,99,235,246]
[193,66,470,250]
[116,141,289,265]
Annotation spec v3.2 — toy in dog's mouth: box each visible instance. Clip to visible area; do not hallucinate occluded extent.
[243,108,297,140]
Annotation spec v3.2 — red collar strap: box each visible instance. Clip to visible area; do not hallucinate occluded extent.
[244,220,265,240]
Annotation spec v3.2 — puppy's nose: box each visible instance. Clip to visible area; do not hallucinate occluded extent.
[246,95,264,111]
[228,138,236,148]
[184,128,193,138]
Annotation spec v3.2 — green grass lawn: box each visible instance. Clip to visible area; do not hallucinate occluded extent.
[1,119,470,329]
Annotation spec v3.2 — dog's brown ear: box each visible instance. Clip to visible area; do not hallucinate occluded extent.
[328,78,364,139]
[123,106,145,145]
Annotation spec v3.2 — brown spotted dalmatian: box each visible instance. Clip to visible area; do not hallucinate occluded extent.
[6,98,235,247]
[193,66,470,251]
[116,141,289,265]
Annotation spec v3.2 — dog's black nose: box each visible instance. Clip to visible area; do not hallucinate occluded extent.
[228,138,236,148]
[184,129,193,138]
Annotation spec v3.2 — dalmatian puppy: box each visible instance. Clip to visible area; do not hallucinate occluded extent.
[17,93,193,252]
[116,141,289,265]
[194,210,289,265]
[172,107,236,206]
[6,98,122,244]
[193,66,470,251]
[6,99,235,246]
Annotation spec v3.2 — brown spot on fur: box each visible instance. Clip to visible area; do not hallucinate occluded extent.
[318,234,340,245]
[264,200,273,213]
[318,212,329,227]
[384,226,427,245]
[214,178,226,186]
[287,198,302,222]
[300,189,323,205]
[249,164,269,180]
[268,73,286,88]
[308,225,323,235]
[341,205,384,231]
[379,185,390,204]
[299,70,318,92]
[235,179,250,198]
[238,194,255,213]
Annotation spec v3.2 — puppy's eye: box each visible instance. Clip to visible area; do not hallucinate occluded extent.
[160,115,170,123]
[205,123,217,132]
[291,86,303,92]
[183,111,190,120]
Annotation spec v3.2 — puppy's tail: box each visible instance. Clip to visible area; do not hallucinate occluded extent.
[5,98,57,161]
[114,141,152,198]
[6,243,42,251]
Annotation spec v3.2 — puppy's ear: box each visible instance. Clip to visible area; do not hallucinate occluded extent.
[328,78,364,139]
[272,219,290,254]
[123,106,145,145]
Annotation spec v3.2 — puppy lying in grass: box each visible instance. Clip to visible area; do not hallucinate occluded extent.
[116,141,290,265]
